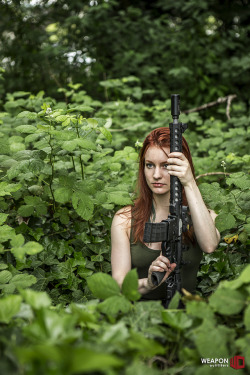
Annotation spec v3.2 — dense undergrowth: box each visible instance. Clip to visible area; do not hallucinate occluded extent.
[0,79,249,374]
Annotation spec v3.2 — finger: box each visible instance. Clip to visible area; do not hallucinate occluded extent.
[156,261,169,271]
[167,165,185,171]
[151,260,168,271]
[167,158,183,166]
[151,265,166,273]
[158,256,171,265]
[167,170,186,177]
[168,152,186,160]
[162,263,176,282]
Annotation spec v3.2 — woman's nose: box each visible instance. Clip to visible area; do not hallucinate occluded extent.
[153,166,162,179]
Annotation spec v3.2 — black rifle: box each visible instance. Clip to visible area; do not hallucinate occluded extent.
[143,94,189,308]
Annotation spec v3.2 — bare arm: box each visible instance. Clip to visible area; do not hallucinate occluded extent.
[167,152,220,253]
[111,209,131,288]
[111,208,175,294]
[184,182,220,253]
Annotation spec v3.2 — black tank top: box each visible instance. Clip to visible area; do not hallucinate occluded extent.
[130,227,203,301]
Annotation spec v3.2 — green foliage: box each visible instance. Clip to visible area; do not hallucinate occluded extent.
[0,87,139,304]
[1,0,250,108]
[0,266,249,374]
[0,83,249,298]
[0,80,249,374]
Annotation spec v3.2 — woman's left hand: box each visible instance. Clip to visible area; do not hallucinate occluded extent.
[167,152,194,187]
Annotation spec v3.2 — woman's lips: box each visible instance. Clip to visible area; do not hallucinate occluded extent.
[152,183,165,187]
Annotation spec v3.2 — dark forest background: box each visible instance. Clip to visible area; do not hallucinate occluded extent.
[1,0,250,108]
[0,1,250,374]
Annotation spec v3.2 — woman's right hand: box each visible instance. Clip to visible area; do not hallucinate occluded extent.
[147,255,176,290]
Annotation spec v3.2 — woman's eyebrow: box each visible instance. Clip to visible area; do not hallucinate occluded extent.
[145,159,168,164]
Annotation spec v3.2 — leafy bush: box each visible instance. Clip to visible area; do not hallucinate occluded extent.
[0,267,249,374]
[0,81,249,373]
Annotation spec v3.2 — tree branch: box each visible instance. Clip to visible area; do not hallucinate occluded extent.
[183,94,237,119]
[196,172,231,180]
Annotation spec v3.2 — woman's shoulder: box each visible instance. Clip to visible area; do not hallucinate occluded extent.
[112,205,132,235]
[115,205,132,219]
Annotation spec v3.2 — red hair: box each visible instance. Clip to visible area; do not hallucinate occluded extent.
[131,127,196,244]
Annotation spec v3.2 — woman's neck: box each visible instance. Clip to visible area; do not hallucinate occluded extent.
[152,192,170,221]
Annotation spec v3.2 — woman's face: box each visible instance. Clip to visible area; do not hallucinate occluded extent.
[144,145,170,195]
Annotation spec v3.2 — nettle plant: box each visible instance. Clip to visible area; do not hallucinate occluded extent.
[0,90,138,303]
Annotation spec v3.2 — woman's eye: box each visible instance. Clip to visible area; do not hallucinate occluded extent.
[163,164,168,169]
[146,163,153,169]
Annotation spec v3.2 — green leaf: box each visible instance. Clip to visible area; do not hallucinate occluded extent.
[18,205,34,217]
[95,191,108,204]
[121,269,141,301]
[109,163,121,171]
[68,105,94,113]
[11,241,43,260]
[72,191,94,220]
[77,138,96,150]
[87,118,98,128]
[236,336,250,371]
[186,300,215,322]
[108,191,132,205]
[28,185,44,196]
[0,270,12,284]
[20,289,52,309]
[29,158,44,173]
[127,331,165,357]
[10,274,37,289]
[220,264,250,290]
[99,127,112,142]
[168,291,181,310]
[87,272,120,299]
[226,172,249,189]
[0,182,21,196]
[98,295,132,316]
[23,241,44,256]
[244,304,250,331]
[16,125,37,133]
[11,234,25,247]
[7,161,29,179]
[215,213,236,232]
[70,347,123,373]
[17,111,37,120]
[24,195,40,205]
[239,264,250,283]
[0,225,16,243]
[70,303,98,324]
[193,320,233,358]
[61,140,78,151]
[91,254,104,262]
[0,213,8,225]
[0,264,8,270]
[162,310,193,331]
[55,115,69,122]
[244,223,250,235]
[0,295,22,323]
[10,142,26,152]
[209,288,246,315]
[54,187,72,203]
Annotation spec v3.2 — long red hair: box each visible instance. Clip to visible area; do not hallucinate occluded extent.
[131,127,196,244]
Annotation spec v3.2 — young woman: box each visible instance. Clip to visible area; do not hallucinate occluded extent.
[111,127,220,301]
